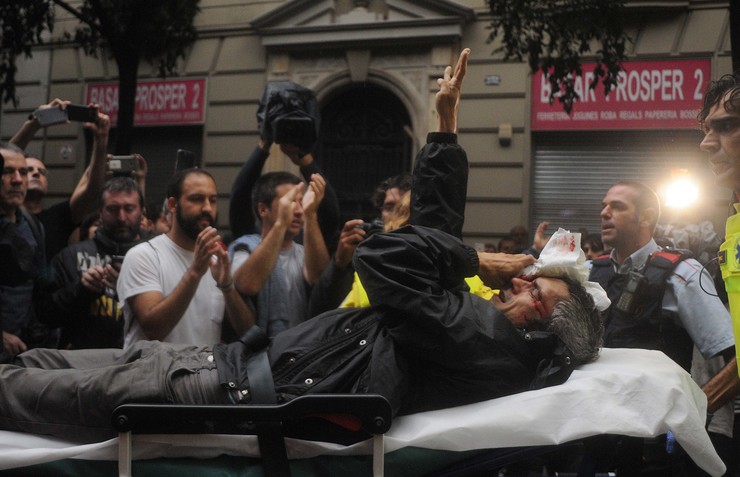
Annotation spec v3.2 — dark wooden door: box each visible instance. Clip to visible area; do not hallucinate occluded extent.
[317,85,412,223]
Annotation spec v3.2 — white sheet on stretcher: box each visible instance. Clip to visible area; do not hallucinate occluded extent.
[0,348,725,476]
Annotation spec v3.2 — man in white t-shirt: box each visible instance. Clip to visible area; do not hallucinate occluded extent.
[229,171,329,336]
[117,169,253,349]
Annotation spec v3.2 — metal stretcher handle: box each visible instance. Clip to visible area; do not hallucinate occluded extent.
[113,394,392,477]
[111,393,392,434]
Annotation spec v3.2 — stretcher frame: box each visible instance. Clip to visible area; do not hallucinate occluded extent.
[112,394,392,477]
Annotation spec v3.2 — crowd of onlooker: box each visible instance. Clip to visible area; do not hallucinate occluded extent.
[0,98,463,361]
[2,59,740,477]
[0,97,610,364]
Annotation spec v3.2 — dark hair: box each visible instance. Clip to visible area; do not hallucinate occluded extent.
[0,142,23,155]
[23,153,44,164]
[166,168,215,201]
[699,72,740,127]
[145,200,164,222]
[251,171,302,221]
[547,277,603,365]
[100,176,144,208]
[497,235,516,252]
[612,180,661,229]
[582,234,604,254]
[79,211,101,241]
[371,173,413,210]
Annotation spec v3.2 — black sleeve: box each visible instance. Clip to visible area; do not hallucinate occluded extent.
[229,146,270,238]
[353,132,483,361]
[0,218,36,286]
[353,131,476,322]
[300,160,341,254]
[409,133,467,239]
[353,226,482,364]
[39,201,75,262]
[355,226,477,311]
[306,260,355,318]
[34,250,97,328]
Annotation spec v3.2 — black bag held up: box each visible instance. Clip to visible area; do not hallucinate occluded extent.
[256,81,320,151]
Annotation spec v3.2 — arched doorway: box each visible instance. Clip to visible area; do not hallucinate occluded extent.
[317,84,412,223]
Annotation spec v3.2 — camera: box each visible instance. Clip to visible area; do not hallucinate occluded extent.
[108,155,139,175]
[356,219,385,238]
[272,115,316,150]
[175,149,200,171]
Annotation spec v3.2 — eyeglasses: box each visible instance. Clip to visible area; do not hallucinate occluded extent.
[27,166,47,176]
[2,167,29,176]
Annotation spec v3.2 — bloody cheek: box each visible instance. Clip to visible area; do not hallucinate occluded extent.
[533,300,547,318]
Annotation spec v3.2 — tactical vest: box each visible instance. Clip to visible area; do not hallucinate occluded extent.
[590,250,694,371]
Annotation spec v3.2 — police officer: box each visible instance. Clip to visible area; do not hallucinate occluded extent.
[590,180,738,474]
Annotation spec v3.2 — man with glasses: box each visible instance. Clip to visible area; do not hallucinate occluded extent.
[698,73,740,476]
[0,143,52,359]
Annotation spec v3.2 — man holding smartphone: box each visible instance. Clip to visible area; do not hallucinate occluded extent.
[10,99,110,261]
[34,177,152,350]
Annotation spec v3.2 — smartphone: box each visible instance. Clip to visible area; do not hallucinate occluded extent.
[110,255,126,264]
[33,106,68,127]
[108,155,139,175]
[33,104,98,126]
[66,104,98,123]
[175,149,199,171]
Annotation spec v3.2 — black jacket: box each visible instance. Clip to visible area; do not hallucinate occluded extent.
[214,134,573,417]
[35,228,149,349]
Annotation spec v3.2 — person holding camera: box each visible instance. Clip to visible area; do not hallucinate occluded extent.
[229,82,340,254]
[33,177,153,350]
[11,99,110,262]
[307,190,408,317]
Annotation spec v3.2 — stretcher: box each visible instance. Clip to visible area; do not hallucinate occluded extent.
[0,348,726,476]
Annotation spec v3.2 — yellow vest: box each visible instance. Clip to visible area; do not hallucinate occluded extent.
[340,273,496,308]
[718,204,740,377]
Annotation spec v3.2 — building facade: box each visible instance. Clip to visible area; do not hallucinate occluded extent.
[0,0,733,247]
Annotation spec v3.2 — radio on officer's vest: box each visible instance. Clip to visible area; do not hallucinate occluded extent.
[615,270,648,316]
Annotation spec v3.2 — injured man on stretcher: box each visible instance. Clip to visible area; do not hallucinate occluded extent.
[0,48,605,444]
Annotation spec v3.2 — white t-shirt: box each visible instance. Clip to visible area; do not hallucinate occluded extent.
[117,234,224,349]
[232,243,307,328]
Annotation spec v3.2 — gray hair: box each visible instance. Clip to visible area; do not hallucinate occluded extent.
[546,278,603,364]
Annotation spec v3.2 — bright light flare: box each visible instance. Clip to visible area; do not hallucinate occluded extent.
[662,174,700,209]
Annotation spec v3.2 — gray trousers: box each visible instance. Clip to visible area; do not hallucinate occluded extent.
[0,341,229,442]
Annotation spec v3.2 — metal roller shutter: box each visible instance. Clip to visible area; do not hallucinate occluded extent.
[532,130,709,236]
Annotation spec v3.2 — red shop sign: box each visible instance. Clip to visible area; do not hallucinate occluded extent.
[531,59,711,131]
[84,78,207,126]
